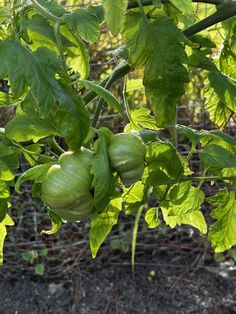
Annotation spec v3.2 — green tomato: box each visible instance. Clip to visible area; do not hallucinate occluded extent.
[108,133,146,187]
[41,148,94,221]
[54,192,93,221]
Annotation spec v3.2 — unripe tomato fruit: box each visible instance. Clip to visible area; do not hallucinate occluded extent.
[41,148,94,221]
[108,133,146,187]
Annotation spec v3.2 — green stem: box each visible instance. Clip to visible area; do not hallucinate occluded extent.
[132,205,145,277]
[184,175,236,182]
[90,62,130,127]
[128,0,230,8]
[123,77,134,125]
[31,0,60,22]
[183,4,236,38]
[83,62,131,105]
[54,20,69,78]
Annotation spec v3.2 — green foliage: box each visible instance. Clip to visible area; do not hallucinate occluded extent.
[123,13,188,127]
[89,197,122,258]
[0,215,14,265]
[102,0,128,35]
[0,0,236,264]
[208,189,236,252]
[91,128,117,210]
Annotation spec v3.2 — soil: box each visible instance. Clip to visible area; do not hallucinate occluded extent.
[0,252,236,314]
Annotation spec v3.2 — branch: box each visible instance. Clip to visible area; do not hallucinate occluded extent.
[82,61,130,105]
[128,0,225,8]
[183,4,236,37]
[90,61,131,127]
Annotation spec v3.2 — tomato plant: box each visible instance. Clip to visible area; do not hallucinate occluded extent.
[0,0,236,264]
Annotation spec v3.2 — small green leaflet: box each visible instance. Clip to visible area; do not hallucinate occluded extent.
[5,115,57,143]
[145,207,160,229]
[166,184,205,217]
[15,162,54,194]
[0,180,9,199]
[177,124,236,148]
[0,143,19,181]
[0,92,18,107]
[89,197,122,258]
[61,23,90,79]
[169,0,193,15]
[0,214,14,265]
[123,181,145,204]
[50,82,90,150]
[152,0,162,8]
[21,15,75,52]
[41,209,62,235]
[123,14,188,127]
[102,0,128,36]
[123,181,145,215]
[81,80,123,114]
[124,107,159,132]
[169,181,191,205]
[189,52,236,128]
[208,189,236,252]
[32,0,66,18]
[91,128,117,211]
[200,144,236,169]
[126,79,143,92]
[176,124,202,146]
[161,184,207,234]
[0,40,55,117]
[220,44,236,80]
[64,8,100,44]
[145,141,183,185]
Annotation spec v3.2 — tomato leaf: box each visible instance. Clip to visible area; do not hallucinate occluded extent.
[189,52,236,128]
[145,141,183,185]
[200,144,236,169]
[0,143,19,181]
[5,114,57,143]
[91,128,117,211]
[152,0,162,8]
[208,189,236,252]
[124,107,160,132]
[102,0,128,36]
[32,0,66,18]
[81,80,123,114]
[15,163,54,194]
[0,180,9,199]
[0,40,55,117]
[64,8,100,44]
[145,207,160,229]
[41,209,62,235]
[0,214,14,265]
[123,14,188,127]
[169,0,193,15]
[161,185,207,234]
[89,197,122,258]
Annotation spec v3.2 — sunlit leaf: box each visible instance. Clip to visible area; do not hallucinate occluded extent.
[89,197,122,258]
[81,80,123,113]
[0,214,14,265]
[64,8,100,43]
[91,128,117,211]
[102,0,128,35]
[145,207,160,229]
[208,189,236,252]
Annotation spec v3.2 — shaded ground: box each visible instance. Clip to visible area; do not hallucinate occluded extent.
[1,256,236,314]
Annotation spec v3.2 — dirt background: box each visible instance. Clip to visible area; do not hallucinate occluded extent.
[1,247,236,314]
